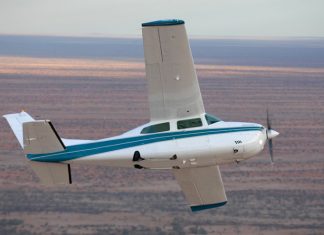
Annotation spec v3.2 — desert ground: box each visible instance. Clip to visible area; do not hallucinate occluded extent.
[0,37,323,234]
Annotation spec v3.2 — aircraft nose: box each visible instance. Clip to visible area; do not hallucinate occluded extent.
[267,129,279,139]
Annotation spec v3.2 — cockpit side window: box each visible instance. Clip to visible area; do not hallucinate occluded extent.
[177,118,202,130]
[205,113,221,125]
[141,122,170,134]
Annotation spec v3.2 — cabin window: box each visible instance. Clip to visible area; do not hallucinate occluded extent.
[141,122,170,134]
[205,113,221,125]
[177,118,202,130]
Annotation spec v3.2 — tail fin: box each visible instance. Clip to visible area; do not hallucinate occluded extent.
[4,112,71,185]
[3,111,65,154]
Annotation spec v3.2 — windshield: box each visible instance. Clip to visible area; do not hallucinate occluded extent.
[205,113,222,125]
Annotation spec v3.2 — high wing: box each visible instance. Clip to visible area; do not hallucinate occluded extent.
[173,165,227,212]
[142,20,205,121]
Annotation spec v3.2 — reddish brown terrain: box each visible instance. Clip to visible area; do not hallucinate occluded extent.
[0,41,324,234]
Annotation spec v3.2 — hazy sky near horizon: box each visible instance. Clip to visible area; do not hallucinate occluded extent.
[0,0,323,38]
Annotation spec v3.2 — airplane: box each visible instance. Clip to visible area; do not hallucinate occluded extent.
[3,19,279,212]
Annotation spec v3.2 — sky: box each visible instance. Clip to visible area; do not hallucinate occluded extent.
[0,0,323,38]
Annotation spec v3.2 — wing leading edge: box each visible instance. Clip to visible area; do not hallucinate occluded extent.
[142,20,205,121]
[173,165,227,212]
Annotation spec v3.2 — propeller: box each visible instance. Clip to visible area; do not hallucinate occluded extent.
[266,109,279,164]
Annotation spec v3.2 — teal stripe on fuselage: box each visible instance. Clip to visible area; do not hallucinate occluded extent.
[27,126,263,162]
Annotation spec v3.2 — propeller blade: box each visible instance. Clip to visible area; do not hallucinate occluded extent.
[268,139,274,163]
[266,108,272,130]
[266,108,277,164]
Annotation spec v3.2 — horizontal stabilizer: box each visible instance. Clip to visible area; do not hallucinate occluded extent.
[29,161,72,185]
[23,120,65,154]
[4,111,92,153]
[3,112,34,148]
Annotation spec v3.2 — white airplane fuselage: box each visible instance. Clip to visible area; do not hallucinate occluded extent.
[78,124,266,168]
[27,117,268,169]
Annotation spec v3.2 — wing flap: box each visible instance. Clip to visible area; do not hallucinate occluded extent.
[173,165,227,211]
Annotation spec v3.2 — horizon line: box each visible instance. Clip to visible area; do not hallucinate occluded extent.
[0,33,324,41]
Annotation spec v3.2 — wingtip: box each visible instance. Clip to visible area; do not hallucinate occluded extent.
[190,201,227,212]
[2,113,13,119]
[142,19,185,27]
